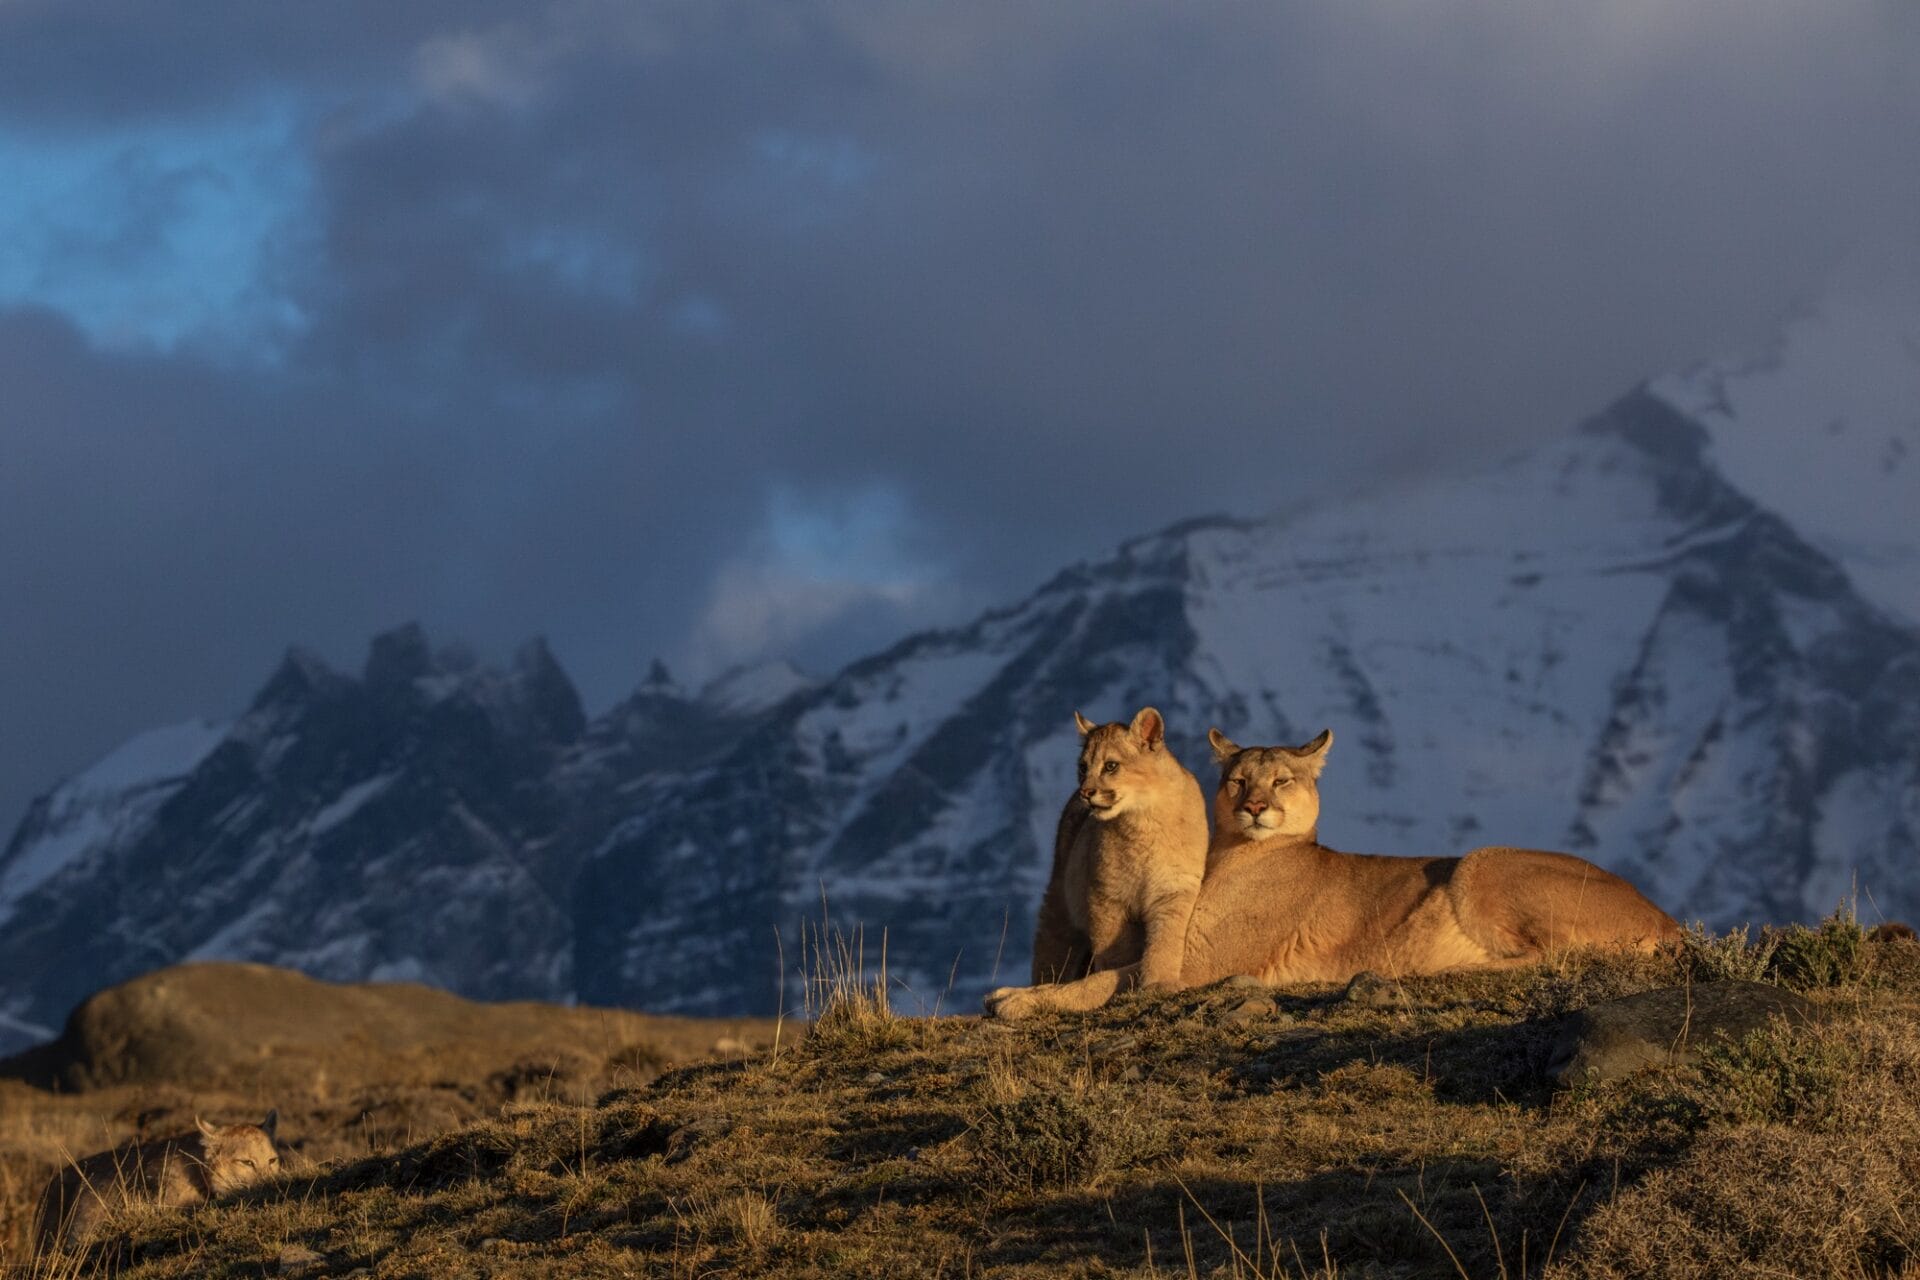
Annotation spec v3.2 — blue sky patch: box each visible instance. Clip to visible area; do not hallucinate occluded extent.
[0,100,313,356]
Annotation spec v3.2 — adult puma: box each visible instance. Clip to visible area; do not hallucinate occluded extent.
[1023,707,1209,990]
[36,1112,282,1251]
[986,728,1678,1019]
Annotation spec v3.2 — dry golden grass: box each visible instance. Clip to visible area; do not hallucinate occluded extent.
[2,917,1915,1278]
[0,966,778,1272]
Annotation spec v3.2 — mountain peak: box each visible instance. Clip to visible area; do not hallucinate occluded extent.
[636,658,686,700]
[363,622,435,689]
[1649,278,1920,626]
[1578,385,1713,469]
[512,638,588,744]
[252,646,344,711]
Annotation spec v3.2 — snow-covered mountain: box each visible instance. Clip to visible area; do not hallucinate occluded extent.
[1653,282,1920,625]
[5,301,1919,1046]
[0,629,788,1050]
[577,389,1920,1017]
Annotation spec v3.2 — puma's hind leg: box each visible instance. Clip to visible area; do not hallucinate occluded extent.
[1030,885,1092,984]
[1447,846,1680,961]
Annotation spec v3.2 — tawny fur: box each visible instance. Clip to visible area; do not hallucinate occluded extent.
[987,728,1680,1019]
[35,1113,281,1252]
[1021,707,1209,992]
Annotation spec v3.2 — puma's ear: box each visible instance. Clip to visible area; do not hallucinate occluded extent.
[261,1109,279,1139]
[1207,727,1241,764]
[1130,707,1165,749]
[196,1115,220,1140]
[1293,728,1333,777]
[1073,710,1097,736]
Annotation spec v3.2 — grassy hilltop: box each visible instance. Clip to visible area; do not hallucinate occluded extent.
[5,921,1919,1279]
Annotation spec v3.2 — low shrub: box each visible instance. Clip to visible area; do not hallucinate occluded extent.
[961,1078,1172,1196]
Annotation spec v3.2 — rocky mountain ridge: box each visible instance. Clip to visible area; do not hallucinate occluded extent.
[4,299,1918,1040]
[576,388,1920,1017]
[0,629,810,1046]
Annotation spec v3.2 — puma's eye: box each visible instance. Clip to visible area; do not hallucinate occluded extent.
[1275,777,1295,788]
[238,1159,256,1169]
[1227,778,1245,794]
[1102,760,1119,775]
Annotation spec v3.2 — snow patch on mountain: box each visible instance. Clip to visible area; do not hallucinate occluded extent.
[578,388,1920,1017]
[697,660,818,715]
[1653,283,1920,625]
[66,719,231,795]
[0,718,229,920]
[308,773,395,837]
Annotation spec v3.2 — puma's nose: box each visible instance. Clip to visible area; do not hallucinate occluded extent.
[1078,787,1096,802]
[1242,800,1267,816]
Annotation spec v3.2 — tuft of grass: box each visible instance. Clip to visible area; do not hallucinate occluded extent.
[673,1186,785,1254]
[1514,944,1691,1021]
[797,917,914,1057]
[1160,1184,1345,1280]
[603,1041,669,1084]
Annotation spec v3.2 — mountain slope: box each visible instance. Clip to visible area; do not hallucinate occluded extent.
[0,627,591,1047]
[6,308,1920,1040]
[577,390,1920,1017]
[1652,282,1920,625]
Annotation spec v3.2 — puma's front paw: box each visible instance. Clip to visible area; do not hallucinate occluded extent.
[983,985,1045,1021]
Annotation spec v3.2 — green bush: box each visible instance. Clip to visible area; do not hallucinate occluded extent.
[1690,1022,1858,1128]
[1677,908,1869,992]
[1766,912,1867,991]
[1677,922,1780,984]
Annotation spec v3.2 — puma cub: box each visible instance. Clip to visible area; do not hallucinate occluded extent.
[1018,706,1209,992]
[36,1112,282,1252]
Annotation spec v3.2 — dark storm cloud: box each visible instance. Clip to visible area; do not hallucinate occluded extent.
[3,1,1918,829]
[0,2,525,119]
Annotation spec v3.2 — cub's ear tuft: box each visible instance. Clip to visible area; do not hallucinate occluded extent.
[1073,710,1097,736]
[261,1109,279,1139]
[1207,727,1241,764]
[1130,706,1165,749]
[1291,728,1333,777]
[196,1115,220,1140]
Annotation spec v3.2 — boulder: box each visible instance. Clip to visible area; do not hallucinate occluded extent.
[0,961,776,1097]
[1547,980,1821,1087]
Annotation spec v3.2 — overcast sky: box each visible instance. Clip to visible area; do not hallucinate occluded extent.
[3,1,1918,833]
